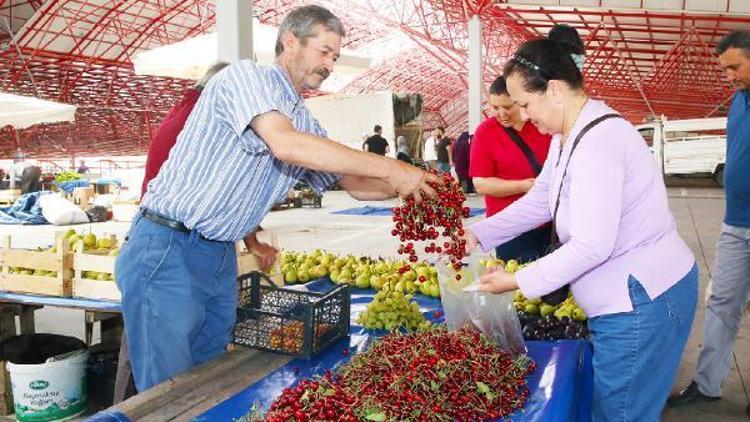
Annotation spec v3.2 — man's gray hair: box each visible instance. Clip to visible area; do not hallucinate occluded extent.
[274,5,345,56]
[717,30,750,57]
[196,62,229,89]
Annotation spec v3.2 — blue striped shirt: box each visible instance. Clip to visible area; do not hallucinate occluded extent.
[142,60,340,242]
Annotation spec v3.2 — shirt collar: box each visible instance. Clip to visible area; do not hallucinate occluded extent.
[271,63,304,107]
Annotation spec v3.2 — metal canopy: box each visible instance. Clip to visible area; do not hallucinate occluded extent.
[0,0,748,157]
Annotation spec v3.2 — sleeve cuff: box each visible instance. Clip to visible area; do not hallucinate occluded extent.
[515,266,543,299]
[468,223,494,253]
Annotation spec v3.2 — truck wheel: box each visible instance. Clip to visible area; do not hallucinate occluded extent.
[714,167,724,188]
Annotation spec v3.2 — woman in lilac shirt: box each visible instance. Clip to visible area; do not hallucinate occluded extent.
[465,28,698,421]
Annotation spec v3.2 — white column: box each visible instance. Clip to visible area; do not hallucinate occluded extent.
[468,15,483,133]
[216,0,253,62]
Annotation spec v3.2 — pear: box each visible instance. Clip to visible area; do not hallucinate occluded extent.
[97,237,112,249]
[63,229,77,240]
[96,272,110,281]
[83,233,97,249]
[108,248,119,257]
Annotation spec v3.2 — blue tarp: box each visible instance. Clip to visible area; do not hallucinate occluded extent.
[196,279,593,422]
[88,279,593,421]
[0,291,121,312]
[95,178,122,187]
[333,205,486,218]
[55,179,89,193]
[0,191,49,225]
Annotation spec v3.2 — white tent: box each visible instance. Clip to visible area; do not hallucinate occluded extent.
[0,92,77,129]
[133,19,372,92]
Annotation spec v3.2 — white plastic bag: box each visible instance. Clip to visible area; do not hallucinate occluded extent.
[437,251,526,354]
[39,194,90,225]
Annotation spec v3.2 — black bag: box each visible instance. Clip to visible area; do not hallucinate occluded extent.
[503,127,542,176]
[540,113,622,306]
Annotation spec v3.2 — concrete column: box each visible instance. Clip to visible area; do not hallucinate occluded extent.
[216,0,253,62]
[468,15,483,133]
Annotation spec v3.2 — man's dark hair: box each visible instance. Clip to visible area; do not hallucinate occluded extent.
[275,5,345,56]
[436,126,445,135]
[489,75,508,96]
[504,24,585,93]
[374,125,382,133]
[717,30,750,57]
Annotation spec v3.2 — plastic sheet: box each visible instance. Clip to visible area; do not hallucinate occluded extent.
[0,291,121,311]
[197,279,593,422]
[332,206,486,218]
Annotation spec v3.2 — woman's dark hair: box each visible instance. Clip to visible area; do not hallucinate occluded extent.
[489,75,508,96]
[504,24,584,93]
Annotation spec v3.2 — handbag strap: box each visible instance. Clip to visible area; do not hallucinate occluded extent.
[550,113,622,244]
[503,126,543,176]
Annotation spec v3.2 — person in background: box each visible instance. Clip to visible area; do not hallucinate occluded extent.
[422,128,439,169]
[470,74,552,262]
[77,160,90,174]
[669,30,750,416]
[9,155,30,191]
[360,132,368,151]
[119,5,439,392]
[435,126,452,173]
[396,135,412,164]
[466,25,697,422]
[452,131,474,195]
[364,124,390,155]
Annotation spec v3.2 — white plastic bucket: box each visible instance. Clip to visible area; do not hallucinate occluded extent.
[7,350,88,422]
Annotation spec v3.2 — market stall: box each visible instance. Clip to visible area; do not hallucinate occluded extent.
[92,277,592,421]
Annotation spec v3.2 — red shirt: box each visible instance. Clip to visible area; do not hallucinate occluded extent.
[141,88,201,197]
[470,118,551,217]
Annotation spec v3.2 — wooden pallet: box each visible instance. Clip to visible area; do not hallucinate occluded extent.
[0,233,72,297]
[72,235,120,301]
[0,190,20,207]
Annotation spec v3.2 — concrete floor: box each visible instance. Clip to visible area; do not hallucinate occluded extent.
[1,186,747,420]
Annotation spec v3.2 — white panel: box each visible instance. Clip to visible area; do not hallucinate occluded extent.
[643,0,686,10]
[603,0,644,8]
[729,0,750,13]
[305,92,395,152]
[686,0,728,12]
[216,0,253,62]
[468,16,482,134]
[561,0,601,6]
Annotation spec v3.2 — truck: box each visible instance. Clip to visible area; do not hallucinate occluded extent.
[636,117,727,187]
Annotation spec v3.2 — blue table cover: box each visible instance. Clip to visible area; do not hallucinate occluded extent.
[333,206,486,218]
[196,279,592,422]
[0,291,121,312]
[55,180,89,193]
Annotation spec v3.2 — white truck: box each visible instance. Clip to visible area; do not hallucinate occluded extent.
[636,117,727,187]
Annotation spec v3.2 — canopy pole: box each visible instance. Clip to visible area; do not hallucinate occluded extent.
[216,0,253,63]
[468,15,483,133]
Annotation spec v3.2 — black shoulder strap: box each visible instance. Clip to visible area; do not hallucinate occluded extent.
[550,113,622,244]
[503,126,543,176]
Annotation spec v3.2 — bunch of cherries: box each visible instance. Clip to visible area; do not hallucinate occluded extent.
[392,171,470,279]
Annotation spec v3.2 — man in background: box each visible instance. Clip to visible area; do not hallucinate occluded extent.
[669,30,750,416]
[469,75,552,262]
[364,124,389,156]
[434,126,452,173]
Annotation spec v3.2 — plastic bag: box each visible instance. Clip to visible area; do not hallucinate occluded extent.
[437,252,526,355]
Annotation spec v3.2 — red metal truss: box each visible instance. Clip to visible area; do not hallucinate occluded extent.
[1,0,748,158]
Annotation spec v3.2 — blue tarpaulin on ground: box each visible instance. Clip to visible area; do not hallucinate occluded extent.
[55,179,89,193]
[195,279,593,422]
[0,191,49,225]
[333,205,486,218]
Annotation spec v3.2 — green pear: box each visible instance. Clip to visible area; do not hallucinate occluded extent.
[97,237,112,249]
[83,233,97,248]
[284,270,298,284]
[97,272,110,281]
[355,273,370,289]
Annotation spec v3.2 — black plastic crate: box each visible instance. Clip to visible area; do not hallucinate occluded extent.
[233,272,350,359]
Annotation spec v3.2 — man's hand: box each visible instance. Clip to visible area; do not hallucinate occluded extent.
[243,234,278,272]
[386,160,442,203]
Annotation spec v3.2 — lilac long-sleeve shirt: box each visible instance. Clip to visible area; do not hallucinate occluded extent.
[469,100,695,318]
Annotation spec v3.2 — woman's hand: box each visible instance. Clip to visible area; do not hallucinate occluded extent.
[463,229,480,255]
[477,267,518,294]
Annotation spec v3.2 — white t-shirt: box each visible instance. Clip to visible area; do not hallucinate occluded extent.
[423,136,438,161]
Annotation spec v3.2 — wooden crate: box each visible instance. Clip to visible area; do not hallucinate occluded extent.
[0,233,73,297]
[0,190,20,207]
[72,235,120,301]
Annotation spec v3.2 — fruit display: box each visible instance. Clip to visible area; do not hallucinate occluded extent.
[392,171,470,279]
[66,229,120,282]
[356,288,432,332]
[54,170,83,183]
[514,290,588,340]
[268,321,331,354]
[280,250,441,298]
[263,327,534,422]
[7,266,58,278]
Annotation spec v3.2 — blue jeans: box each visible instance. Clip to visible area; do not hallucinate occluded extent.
[115,214,238,391]
[495,226,551,263]
[588,264,698,422]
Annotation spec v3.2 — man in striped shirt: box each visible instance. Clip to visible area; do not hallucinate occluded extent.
[116,5,439,391]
